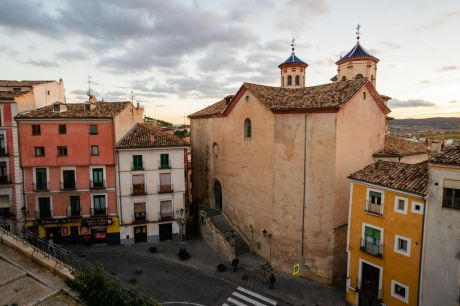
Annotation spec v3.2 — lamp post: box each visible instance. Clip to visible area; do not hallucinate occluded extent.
[262,229,272,264]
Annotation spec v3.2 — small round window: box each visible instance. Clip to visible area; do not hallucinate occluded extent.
[212,142,219,157]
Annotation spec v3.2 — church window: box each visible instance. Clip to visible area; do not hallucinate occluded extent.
[363,92,367,100]
[341,76,347,81]
[371,75,375,80]
[244,119,252,139]
[295,75,300,86]
[287,75,292,86]
[355,73,364,79]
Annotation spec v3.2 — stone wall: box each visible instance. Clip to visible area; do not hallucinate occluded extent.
[199,210,235,262]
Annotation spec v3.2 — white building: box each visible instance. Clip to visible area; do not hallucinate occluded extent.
[116,123,189,243]
[420,147,460,306]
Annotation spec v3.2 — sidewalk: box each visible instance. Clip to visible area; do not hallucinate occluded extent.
[67,238,345,306]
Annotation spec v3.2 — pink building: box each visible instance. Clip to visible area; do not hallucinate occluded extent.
[0,80,65,220]
[16,98,143,244]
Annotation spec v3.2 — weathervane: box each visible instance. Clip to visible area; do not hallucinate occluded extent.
[291,36,296,54]
[356,24,361,41]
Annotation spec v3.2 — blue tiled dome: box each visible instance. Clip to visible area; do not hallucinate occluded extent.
[336,42,378,64]
[281,53,306,65]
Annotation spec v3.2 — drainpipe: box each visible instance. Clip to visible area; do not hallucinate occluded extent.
[113,119,122,227]
[418,194,428,306]
[301,113,307,257]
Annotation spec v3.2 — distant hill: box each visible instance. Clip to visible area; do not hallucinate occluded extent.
[390,117,460,129]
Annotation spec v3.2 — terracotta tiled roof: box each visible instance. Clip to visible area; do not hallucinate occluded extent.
[348,160,428,196]
[0,91,30,100]
[189,96,232,118]
[117,123,189,149]
[374,135,427,157]
[432,147,460,165]
[189,79,372,118]
[0,80,54,87]
[15,101,131,119]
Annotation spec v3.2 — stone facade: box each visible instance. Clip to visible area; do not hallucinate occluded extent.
[190,81,387,284]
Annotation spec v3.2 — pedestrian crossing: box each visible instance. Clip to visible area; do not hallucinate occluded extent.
[222,287,277,306]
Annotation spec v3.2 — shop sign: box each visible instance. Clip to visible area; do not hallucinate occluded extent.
[81,217,113,227]
[39,218,68,225]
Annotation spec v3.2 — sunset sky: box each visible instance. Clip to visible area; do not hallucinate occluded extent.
[0,0,459,123]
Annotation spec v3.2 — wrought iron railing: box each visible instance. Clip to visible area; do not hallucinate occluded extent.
[0,216,155,305]
[158,184,173,194]
[365,200,383,216]
[360,238,383,257]
[354,279,383,301]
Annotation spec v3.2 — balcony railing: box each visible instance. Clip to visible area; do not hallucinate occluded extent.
[0,147,7,156]
[33,182,49,192]
[158,184,174,194]
[360,238,383,257]
[131,162,144,171]
[131,184,146,196]
[158,160,171,169]
[61,181,76,191]
[0,175,11,185]
[355,279,383,301]
[365,200,383,216]
[91,207,107,216]
[90,179,105,189]
[159,210,173,221]
[133,212,147,223]
[35,210,51,219]
[67,208,81,218]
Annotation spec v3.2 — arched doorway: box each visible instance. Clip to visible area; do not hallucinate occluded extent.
[214,180,222,211]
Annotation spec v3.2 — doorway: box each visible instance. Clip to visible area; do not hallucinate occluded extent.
[159,223,173,241]
[214,180,222,211]
[359,262,381,306]
[134,226,147,243]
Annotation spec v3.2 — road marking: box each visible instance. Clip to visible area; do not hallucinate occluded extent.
[232,292,266,306]
[237,287,277,305]
[227,297,249,306]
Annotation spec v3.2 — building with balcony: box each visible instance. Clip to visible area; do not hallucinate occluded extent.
[0,79,65,221]
[346,161,428,306]
[420,148,460,306]
[15,96,143,245]
[116,123,188,244]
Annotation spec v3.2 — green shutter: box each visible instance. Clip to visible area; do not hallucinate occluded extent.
[365,226,381,240]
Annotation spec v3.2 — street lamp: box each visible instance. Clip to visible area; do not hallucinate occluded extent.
[262,229,272,264]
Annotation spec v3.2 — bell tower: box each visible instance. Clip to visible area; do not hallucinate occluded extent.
[336,25,379,88]
[278,38,308,88]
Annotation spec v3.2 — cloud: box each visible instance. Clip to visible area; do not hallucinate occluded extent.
[449,100,458,104]
[388,99,436,108]
[155,104,166,108]
[21,59,59,67]
[276,0,329,31]
[438,65,458,72]
[55,50,87,61]
[415,9,460,31]
[419,80,429,84]
[379,41,401,49]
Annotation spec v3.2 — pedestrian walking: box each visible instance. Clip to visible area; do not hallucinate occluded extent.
[269,273,276,289]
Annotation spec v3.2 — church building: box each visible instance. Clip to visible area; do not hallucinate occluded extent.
[189,33,392,284]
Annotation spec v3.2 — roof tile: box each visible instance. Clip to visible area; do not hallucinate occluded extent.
[0,80,54,87]
[117,123,188,149]
[348,160,428,196]
[15,101,131,119]
[374,135,427,157]
[432,147,460,165]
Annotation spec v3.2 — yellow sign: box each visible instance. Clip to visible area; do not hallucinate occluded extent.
[292,263,300,276]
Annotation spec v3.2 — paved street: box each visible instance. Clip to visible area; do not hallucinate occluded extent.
[68,246,284,306]
[67,239,345,306]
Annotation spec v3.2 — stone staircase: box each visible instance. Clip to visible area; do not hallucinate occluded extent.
[205,208,250,255]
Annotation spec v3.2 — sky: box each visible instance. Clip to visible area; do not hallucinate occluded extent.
[0,0,459,123]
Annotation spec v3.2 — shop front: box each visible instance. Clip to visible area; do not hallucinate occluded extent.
[26,216,120,245]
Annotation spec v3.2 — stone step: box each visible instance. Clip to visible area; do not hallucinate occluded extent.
[209,212,250,255]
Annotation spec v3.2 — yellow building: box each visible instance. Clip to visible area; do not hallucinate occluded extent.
[346,161,428,306]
